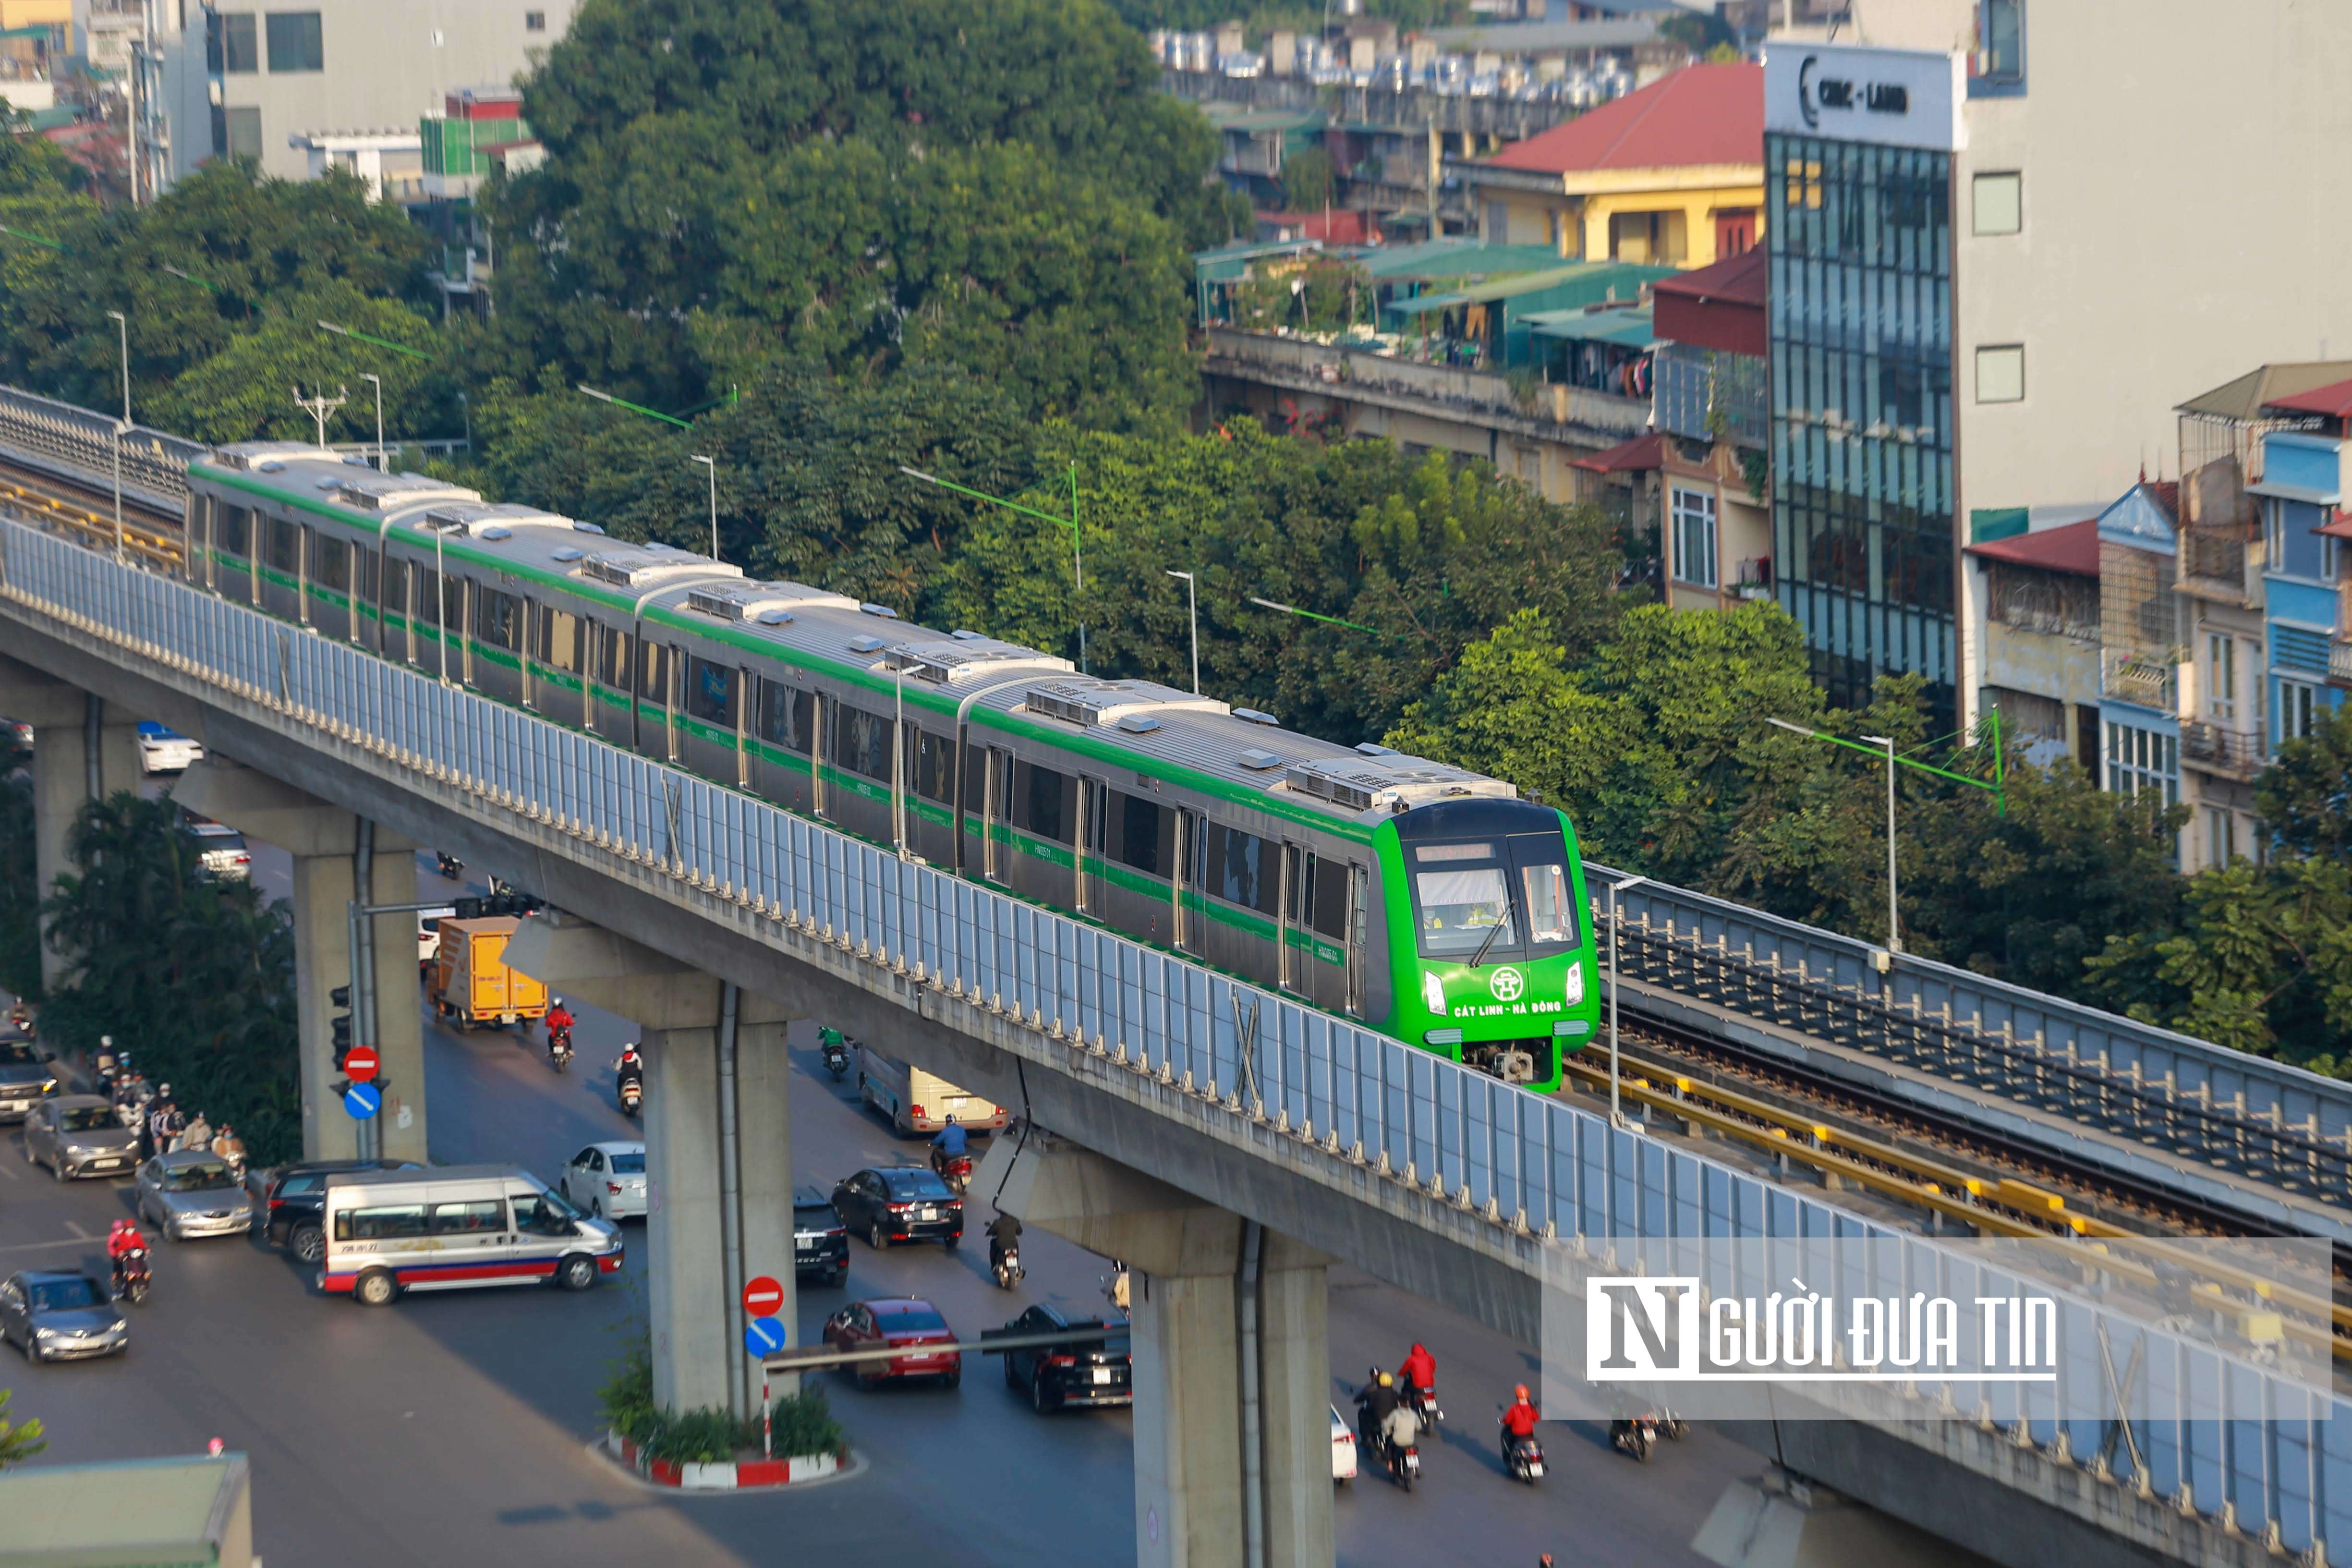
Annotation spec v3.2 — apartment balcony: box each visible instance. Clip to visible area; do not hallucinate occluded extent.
[2177,526,2254,606]
[1653,342,1767,450]
[1202,325,1653,445]
[2333,639,2352,685]
[2100,650,2176,713]
[2180,719,2264,779]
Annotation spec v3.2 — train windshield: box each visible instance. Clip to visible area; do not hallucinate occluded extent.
[1408,835,1579,962]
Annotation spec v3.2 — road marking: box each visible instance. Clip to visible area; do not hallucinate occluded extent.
[0,1235,92,1256]
[64,1221,91,1240]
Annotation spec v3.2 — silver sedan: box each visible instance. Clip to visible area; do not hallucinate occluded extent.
[23,1095,139,1180]
[134,1151,255,1240]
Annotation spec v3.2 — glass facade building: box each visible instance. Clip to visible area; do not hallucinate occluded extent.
[1766,132,1958,727]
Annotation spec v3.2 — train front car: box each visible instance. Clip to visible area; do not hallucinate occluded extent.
[1376,797,1598,1091]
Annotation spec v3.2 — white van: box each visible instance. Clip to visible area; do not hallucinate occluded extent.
[857,1045,1008,1136]
[320,1164,622,1306]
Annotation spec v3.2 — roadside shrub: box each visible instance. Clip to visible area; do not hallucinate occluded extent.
[599,1337,849,1462]
[766,1387,846,1459]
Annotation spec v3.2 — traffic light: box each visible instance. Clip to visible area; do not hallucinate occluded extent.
[330,983,352,1071]
[455,890,543,920]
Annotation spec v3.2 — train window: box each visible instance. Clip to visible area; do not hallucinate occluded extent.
[475,588,520,649]
[914,730,956,803]
[442,574,465,632]
[1021,763,1072,844]
[1509,835,1579,953]
[756,680,812,752]
[1411,858,1515,960]
[594,625,630,688]
[1116,792,1167,875]
[267,517,300,574]
[1206,825,1275,914]
[836,705,893,782]
[312,533,349,593]
[684,656,734,724]
[635,639,667,700]
[534,608,580,672]
[1293,852,1352,939]
[217,504,251,557]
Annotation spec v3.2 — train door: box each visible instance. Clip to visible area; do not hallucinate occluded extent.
[982,747,1013,882]
[1172,807,1202,953]
[1078,777,1110,915]
[1278,842,1305,994]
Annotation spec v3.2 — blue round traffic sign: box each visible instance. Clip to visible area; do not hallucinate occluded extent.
[744,1315,787,1358]
[344,1081,382,1120]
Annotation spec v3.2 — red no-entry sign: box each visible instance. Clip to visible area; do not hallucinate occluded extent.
[742,1275,785,1317]
[343,1045,380,1083]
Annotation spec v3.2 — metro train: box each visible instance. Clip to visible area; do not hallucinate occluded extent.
[179,444,1601,1090]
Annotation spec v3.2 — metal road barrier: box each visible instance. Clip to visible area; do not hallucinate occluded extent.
[1599,879,2352,1204]
[0,515,2343,1556]
[0,383,206,515]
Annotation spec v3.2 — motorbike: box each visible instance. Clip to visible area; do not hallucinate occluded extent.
[819,1031,851,1082]
[113,1248,150,1306]
[618,1075,643,1117]
[1381,1428,1422,1491]
[1504,1429,1546,1483]
[1611,1415,1660,1462]
[990,1239,1024,1289]
[932,1150,973,1195]
[548,1024,573,1073]
[1402,1381,1444,1428]
[435,850,465,880]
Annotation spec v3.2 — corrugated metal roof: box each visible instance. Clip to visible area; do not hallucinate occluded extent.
[1526,304,1656,347]
[2176,362,2352,422]
[1483,62,1761,175]
[1963,516,2100,577]
[1357,239,1565,281]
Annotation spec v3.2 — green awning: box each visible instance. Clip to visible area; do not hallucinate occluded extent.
[1527,306,1656,348]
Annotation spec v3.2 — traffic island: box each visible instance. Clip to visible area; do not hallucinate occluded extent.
[602,1429,850,1491]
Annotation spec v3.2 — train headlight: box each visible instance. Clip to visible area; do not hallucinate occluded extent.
[1421,971,1448,1017]
[1564,964,1585,1007]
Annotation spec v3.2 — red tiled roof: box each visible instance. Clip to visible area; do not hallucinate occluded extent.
[1652,246,1766,356]
[1253,208,1372,246]
[1963,517,2101,578]
[2263,377,2352,420]
[1571,431,1665,474]
[1653,245,1766,308]
[2144,481,2180,523]
[1483,63,1762,175]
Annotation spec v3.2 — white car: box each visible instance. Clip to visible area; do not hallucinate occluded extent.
[415,906,458,974]
[561,1141,647,1221]
[137,722,203,774]
[1331,1404,1358,1483]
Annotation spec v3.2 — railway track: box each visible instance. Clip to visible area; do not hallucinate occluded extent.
[0,456,182,569]
[1565,1005,2352,1357]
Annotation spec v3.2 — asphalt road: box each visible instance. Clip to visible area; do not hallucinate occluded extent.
[0,841,1755,1566]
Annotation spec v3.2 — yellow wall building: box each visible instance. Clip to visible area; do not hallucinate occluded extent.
[1466,61,1763,269]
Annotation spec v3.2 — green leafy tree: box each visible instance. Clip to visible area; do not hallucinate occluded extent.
[2255,702,2352,860]
[928,422,1622,741]
[490,0,1220,425]
[0,163,433,421]
[1280,146,1334,211]
[151,284,465,445]
[0,1387,43,1469]
[38,794,301,1162]
[1235,255,1370,335]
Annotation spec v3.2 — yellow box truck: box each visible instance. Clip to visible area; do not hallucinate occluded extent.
[431,915,550,1031]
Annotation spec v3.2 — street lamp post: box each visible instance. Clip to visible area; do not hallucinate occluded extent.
[1605,873,1647,1127]
[361,372,384,470]
[104,310,127,561]
[1164,570,1199,694]
[690,454,718,560]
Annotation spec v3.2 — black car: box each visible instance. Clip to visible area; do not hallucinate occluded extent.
[831,1167,962,1251]
[262,1158,421,1262]
[986,1303,1132,1413]
[0,1038,58,1123]
[793,1185,849,1287]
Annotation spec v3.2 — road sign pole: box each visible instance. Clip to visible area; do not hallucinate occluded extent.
[763,1367,772,1460]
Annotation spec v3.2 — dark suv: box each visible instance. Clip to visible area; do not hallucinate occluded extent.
[793,1185,849,1288]
[986,1303,1132,1413]
[263,1159,421,1263]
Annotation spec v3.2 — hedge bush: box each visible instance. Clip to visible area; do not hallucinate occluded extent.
[599,1338,848,1464]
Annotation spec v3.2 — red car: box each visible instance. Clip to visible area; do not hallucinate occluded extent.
[825,1297,962,1389]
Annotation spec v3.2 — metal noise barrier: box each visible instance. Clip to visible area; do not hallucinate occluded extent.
[0,383,208,514]
[0,516,2347,1556]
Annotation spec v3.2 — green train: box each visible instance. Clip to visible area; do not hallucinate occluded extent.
[180,445,1601,1089]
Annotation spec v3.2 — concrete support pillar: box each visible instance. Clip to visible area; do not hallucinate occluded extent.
[0,658,141,994]
[503,911,795,1419]
[174,759,423,1163]
[979,1134,1334,1568]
